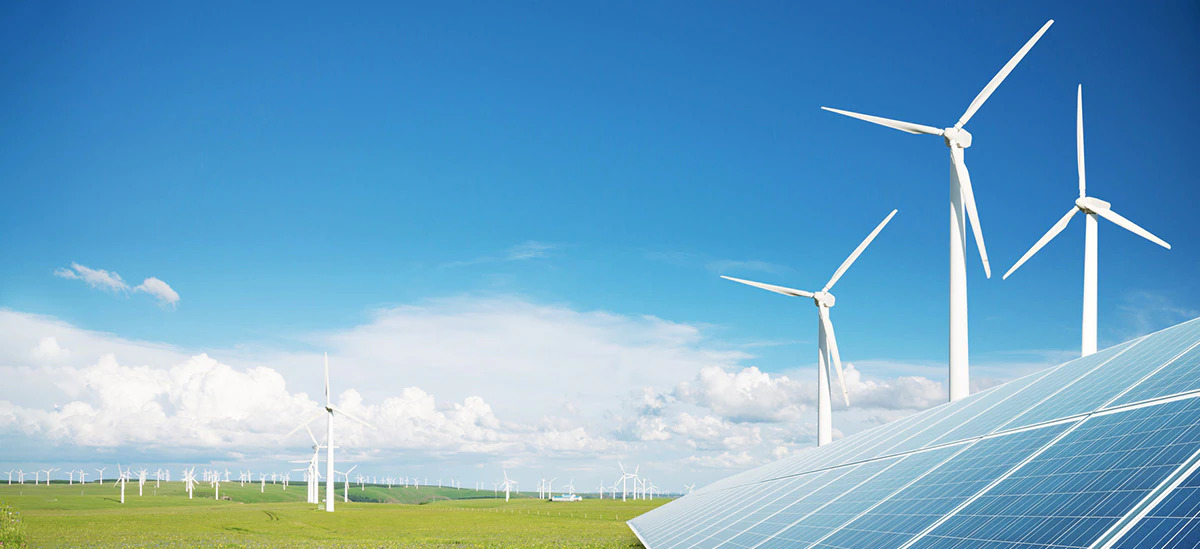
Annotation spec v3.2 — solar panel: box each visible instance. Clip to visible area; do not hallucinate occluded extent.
[812,421,1074,548]
[1112,465,1200,548]
[629,316,1200,548]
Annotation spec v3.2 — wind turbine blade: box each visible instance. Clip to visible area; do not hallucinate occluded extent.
[283,410,327,441]
[721,276,813,298]
[1093,206,1172,249]
[1002,207,1079,280]
[819,308,849,406]
[956,19,1054,128]
[820,107,943,136]
[1077,84,1086,198]
[329,405,377,430]
[823,209,898,292]
[324,352,331,407]
[951,147,992,277]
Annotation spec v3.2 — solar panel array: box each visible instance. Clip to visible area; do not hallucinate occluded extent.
[629,317,1200,548]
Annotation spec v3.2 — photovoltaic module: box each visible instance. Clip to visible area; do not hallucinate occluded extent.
[629,317,1200,548]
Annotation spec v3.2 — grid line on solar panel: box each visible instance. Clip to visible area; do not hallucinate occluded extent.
[811,420,1076,549]
[1005,320,1200,430]
[1107,455,1200,548]
[1107,336,1200,409]
[906,394,1200,549]
[745,446,965,548]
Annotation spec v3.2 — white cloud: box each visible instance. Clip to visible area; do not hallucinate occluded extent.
[134,277,180,307]
[53,263,180,307]
[54,263,127,293]
[31,337,69,361]
[0,298,1062,488]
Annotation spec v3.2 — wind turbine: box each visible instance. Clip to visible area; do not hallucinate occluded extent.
[501,470,517,502]
[94,467,105,484]
[616,462,637,502]
[114,465,129,503]
[338,465,358,503]
[4,470,12,485]
[685,483,696,495]
[183,467,196,499]
[285,353,376,512]
[1003,85,1171,356]
[723,209,897,445]
[822,19,1054,402]
[137,468,148,496]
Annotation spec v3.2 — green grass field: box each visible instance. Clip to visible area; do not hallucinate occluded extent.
[0,481,666,547]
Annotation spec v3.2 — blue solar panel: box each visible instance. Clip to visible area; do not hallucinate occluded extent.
[715,459,900,548]
[910,396,1200,548]
[1005,319,1200,429]
[752,446,962,548]
[1113,465,1200,548]
[1110,321,1200,407]
[652,475,823,547]
[813,421,1074,548]
[929,341,1136,446]
[628,317,1200,549]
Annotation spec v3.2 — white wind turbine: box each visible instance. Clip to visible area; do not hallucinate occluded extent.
[501,470,517,502]
[685,483,696,495]
[94,467,105,484]
[822,19,1054,402]
[4,470,13,485]
[137,468,147,496]
[616,462,637,502]
[338,465,358,503]
[114,465,129,503]
[17,470,24,485]
[1003,85,1171,356]
[286,352,376,513]
[723,209,897,445]
[183,467,197,499]
[78,471,88,484]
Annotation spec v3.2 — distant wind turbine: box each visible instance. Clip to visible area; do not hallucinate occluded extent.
[1003,85,1170,356]
[723,209,897,445]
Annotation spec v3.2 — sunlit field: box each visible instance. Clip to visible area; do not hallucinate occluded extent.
[0,482,667,547]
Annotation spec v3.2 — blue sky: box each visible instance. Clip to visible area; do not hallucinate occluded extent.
[1,2,1197,488]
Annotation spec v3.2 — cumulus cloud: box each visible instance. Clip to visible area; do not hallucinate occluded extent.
[31,337,69,361]
[53,263,180,307]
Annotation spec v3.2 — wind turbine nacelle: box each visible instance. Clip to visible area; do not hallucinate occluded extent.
[942,127,972,148]
[1075,196,1110,214]
[813,292,836,308]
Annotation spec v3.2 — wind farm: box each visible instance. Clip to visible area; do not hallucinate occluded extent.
[2,3,1198,549]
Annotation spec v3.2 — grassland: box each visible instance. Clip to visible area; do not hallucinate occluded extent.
[0,481,666,547]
